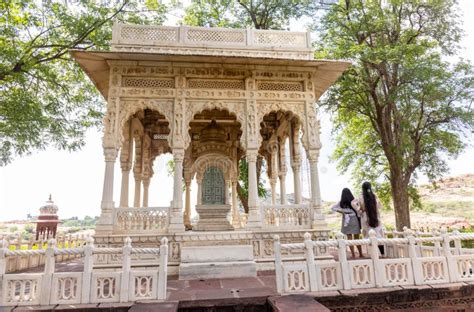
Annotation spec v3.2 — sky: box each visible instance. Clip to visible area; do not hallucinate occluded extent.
[0,1,473,221]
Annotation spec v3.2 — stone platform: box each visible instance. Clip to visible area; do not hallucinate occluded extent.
[179,245,256,280]
[93,228,330,274]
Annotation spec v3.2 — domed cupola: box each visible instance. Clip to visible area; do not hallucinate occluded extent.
[200,119,227,143]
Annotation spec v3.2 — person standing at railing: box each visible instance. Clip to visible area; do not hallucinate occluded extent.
[352,181,385,255]
[331,188,363,258]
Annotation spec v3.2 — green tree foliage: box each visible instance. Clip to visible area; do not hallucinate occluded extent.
[182,0,313,30]
[0,0,167,165]
[317,0,474,229]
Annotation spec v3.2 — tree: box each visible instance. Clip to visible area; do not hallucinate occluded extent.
[0,0,167,166]
[317,0,474,230]
[182,0,313,30]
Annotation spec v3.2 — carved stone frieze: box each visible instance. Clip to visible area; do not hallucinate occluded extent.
[120,88,175,98]
[302,100,321,152]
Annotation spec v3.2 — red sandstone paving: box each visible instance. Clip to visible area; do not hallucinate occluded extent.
[269,295,330,312]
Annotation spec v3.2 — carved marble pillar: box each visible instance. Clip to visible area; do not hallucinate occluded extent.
[119,161,131,208]
[184,180,191,229]
[97,147,117,233]
[270,142,278,205]
[289,123,302,204]
[225,180,231,205]
[246,150,262,228]
[196,178,203,205]
[119,121,132,208]
[142,178,150,208]
[133,176,141,207]
[278,138,287,205]
[133,135,143,208]
[308,149,326,228]
[231,180,240,227]
[168,149,185,232]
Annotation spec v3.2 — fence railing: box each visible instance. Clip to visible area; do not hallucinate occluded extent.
[261,204,311,229]
[1,236,86,273]
[113,207,169,233]
[111,24,312,50]
[0,237,168,306]
[274,229,474,294]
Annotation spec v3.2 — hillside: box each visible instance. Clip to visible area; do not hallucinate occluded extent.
[326,174,474,231]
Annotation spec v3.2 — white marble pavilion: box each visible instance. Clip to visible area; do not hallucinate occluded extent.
[71,24,349,275]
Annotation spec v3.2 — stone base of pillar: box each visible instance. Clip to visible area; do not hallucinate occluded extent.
[232,216,241,228]
[96,202,114,235]
[95,224,114,235]
[245,207,262,229]
[168,220,186,233]
[312,214,329,230]
[95,216,114,234]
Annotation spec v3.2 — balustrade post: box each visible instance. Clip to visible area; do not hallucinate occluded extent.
[336,233,351,290]
[158,237,168,300]
[41,238,56,305]
[407,232,423,285]
[452,230,462,255]
[368,230,383,288]
[433,229,441,256]
[120,237,132,302]
[441,229,458,283]
[273,235,283,293]
[81,236,94,304]
[0,239,7,275]
[304,232,318,291]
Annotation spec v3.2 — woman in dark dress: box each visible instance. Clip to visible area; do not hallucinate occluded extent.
[331,188,363,258]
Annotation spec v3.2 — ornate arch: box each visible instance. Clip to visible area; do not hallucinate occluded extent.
[256,101,305,147]
[116,99,174,149]
[184,100,246,151]
[191,153,237,181]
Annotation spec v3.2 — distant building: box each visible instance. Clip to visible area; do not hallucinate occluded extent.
[35,195,60,240]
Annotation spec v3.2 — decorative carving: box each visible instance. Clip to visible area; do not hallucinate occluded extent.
[191,153,236,181]
[122,77,174,88]
[302,100,321,150]
[184,100,246,150]
[257,81,304,92]
[188,79,245,90]
[118,99,173,148]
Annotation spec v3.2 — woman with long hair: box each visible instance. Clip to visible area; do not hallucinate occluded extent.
[352,181,384,255]
[331,188,363,258]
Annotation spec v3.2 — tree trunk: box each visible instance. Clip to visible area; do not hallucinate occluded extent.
[390,169,411,230]
[236,182,249,213]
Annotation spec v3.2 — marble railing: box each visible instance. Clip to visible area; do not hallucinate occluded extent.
[2,236,86,273]
[113,207,169,233]
[327,227,474,258]
[112,24,311,49]
[110,24,313,60]
[261,204,311,229]
[274,229,474,294]
[0,237,168,306]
